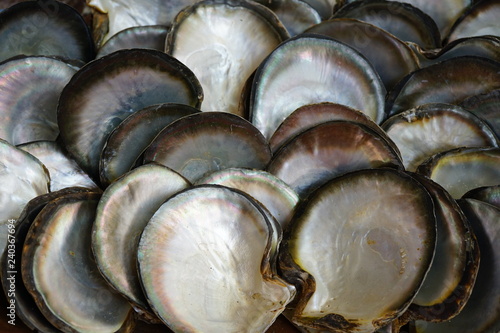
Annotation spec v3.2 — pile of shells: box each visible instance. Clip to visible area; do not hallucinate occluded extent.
[0,0,499,332]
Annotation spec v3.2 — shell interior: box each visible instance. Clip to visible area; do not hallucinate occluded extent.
[137,185,296,332]
[249,34,386,141]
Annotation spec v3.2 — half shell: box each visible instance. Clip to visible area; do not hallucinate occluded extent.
[0,56,78,145]
[279,168,436,332]
[249,34,386,140]
[0,0,94,62]
[143,112,272,183]
[21,191,133,332]
[57,48,203,183]
[92,164,190,317]
[416,147,500,198]
[267,120,403,198]
[166,0,289,116]
[137,185,296,332]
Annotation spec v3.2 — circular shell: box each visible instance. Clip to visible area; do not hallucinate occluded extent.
[137,185,295,332]
[93,164,190,314]
[415,198,500,333]
[269,102,396,155]
[460,88,500,139]
[406,174,479,322]
[382,103,499,171]
[0,139,49,258]
[0,0,94,62]
[416,147,500,198]
[0,56,78,145]
[462,185,500,209]
[57,48,203,182]
[21,191,133,333]
[386,56,500,117]
[166,0,289,116]
[249,34,386,140]
[446,0,500,43]
[1,188,97,333]
[99,103,200,186]
[267,120,403,198]
[143,112,272,183]
[305,18,420,90]
[279,168,436,332]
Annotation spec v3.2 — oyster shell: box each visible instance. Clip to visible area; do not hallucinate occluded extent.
[382,103,499,171]
[166,0,289,116]
[195,167,300,229]
[57,48,203,183]
[267,120,403,198]
[415,198,499,333]
[344,0,472,40]
[19,141,98,192]
[87,0,199,47]
[0,139,49,258]
[0,56,78,145]
[96,25,169,58]
[416,147,500,198]
[462,185,500,209]
[93,164,190,318]
[0,0,94,62]
[143,112,272,183]
[269,102,396,155]
[1,188,97,332]
[137,185,296,332]
[305,18,420,90]
[21,191,133,332]
[99,103,200,186]
[333,0,441,49]
[446,0,500,43]
[249,34,386,140]
[386,56,500,117]
[460,88,500,139]
[254,0,321,36]
[402,174,479,323]
[279,168,436,332]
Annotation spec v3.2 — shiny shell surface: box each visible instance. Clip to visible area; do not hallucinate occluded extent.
[96,25,169,58]
[99,103,200,186]
[0,139,49,258]
[21,191,132,333]
[280,168,436,332]
[57,48,203,182]
[0,56,77,145]
[460,88,500,139]
[267,120,403,198]
[333,0,441,49]
[406,174,479,322]
[305,18,420,90]
[93,164,190,313]
[0,0,94,62]
[386,56,500,117]
[417,147,500,198]
[249,34,386,140]
[143,112,272,183]
[416,198,499,333]
[195,167,299,229]
[382,103,499,171]
[166,0,288,116]
[19,141,98,192]
[269,102,396,155]
[137,185,296,333]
